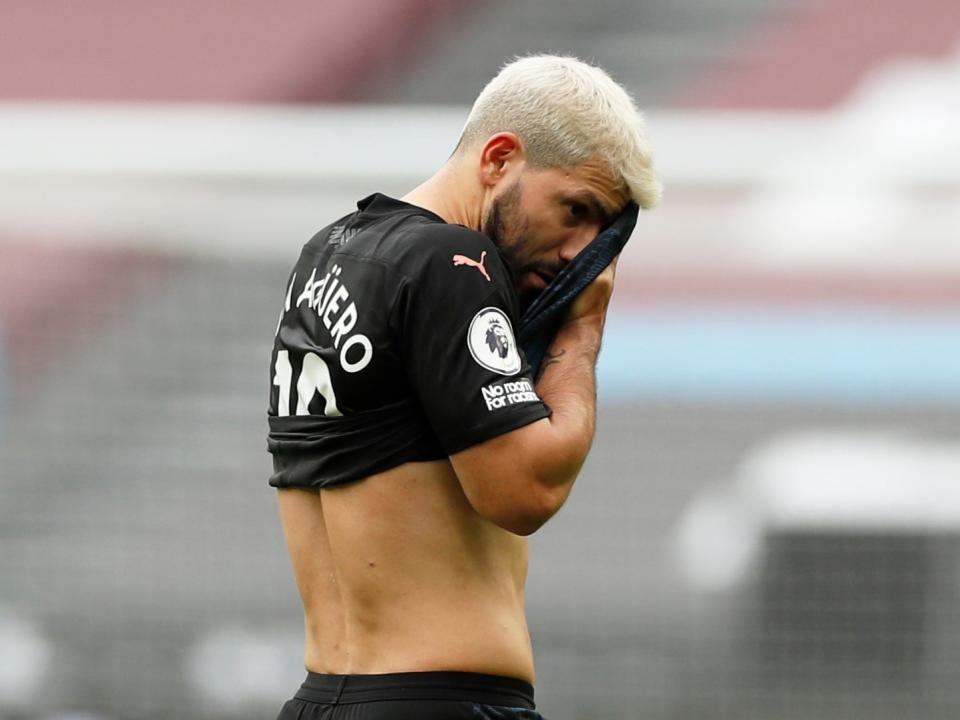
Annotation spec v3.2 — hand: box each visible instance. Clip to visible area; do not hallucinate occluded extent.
[563,255,618,326]
[518,202,636,375]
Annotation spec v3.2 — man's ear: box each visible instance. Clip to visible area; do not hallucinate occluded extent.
[479,132,524,188]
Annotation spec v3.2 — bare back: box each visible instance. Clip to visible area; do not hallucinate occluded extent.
[277,458,535,683]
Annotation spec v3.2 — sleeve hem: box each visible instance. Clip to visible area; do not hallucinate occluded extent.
[441,403,553,455]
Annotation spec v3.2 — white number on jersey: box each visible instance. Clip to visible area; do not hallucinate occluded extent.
[273,350,341,417]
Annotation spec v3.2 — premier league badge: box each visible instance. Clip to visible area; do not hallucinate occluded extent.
[467,307,522,376]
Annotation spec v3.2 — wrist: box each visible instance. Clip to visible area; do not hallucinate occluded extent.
[558,313,605,342]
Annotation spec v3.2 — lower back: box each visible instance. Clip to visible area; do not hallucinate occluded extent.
[277,460,535,682]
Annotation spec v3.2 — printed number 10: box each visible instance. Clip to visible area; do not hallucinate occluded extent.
[273,350,341,417]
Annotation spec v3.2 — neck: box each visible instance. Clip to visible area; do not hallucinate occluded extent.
[402,160,484,231]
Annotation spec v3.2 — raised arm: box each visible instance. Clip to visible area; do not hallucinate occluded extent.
[449,260,616,535]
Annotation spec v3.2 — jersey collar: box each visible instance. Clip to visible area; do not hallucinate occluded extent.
[357,193,447,224]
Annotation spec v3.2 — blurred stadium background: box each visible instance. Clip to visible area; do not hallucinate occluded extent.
[2,1,960,718]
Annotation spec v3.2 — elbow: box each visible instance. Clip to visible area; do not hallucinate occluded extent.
[454,421,590,536]
[487,480,572,537]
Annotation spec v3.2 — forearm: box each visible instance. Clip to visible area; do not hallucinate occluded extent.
[532,314,605,488]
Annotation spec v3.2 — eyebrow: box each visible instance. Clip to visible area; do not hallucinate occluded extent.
[568,191,617,226]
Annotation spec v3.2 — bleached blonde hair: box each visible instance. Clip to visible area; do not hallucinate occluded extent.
[458,54,662,210]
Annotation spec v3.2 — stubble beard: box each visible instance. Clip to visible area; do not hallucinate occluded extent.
[481,180,544,309]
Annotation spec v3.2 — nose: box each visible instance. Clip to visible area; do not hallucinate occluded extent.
[558,223,603,263]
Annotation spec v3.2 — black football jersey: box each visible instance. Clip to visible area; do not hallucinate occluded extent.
[267,193,552,488]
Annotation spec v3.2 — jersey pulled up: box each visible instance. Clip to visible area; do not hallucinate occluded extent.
[267,193,552,488]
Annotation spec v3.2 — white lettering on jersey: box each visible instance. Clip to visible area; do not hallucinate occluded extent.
[330,303,357,347]
[322,286,348,327]
[289,262,373,374]
[340,335,373,373]
[295,268,318,309]
[481,378,540,411]
[467,307,521,376]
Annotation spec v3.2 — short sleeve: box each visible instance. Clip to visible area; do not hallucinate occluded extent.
[392,224,551,454]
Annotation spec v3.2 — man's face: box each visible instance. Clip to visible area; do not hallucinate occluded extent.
[482,158,628,308]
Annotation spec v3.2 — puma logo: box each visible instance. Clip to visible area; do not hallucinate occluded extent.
[452,251,491,282]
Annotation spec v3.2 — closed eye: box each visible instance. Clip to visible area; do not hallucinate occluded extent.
[566,201,590,221]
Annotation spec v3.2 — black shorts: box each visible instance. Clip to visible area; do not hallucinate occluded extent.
[275,670,547,719]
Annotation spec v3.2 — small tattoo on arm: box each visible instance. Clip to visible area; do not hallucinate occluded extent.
[541,349,566,372]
